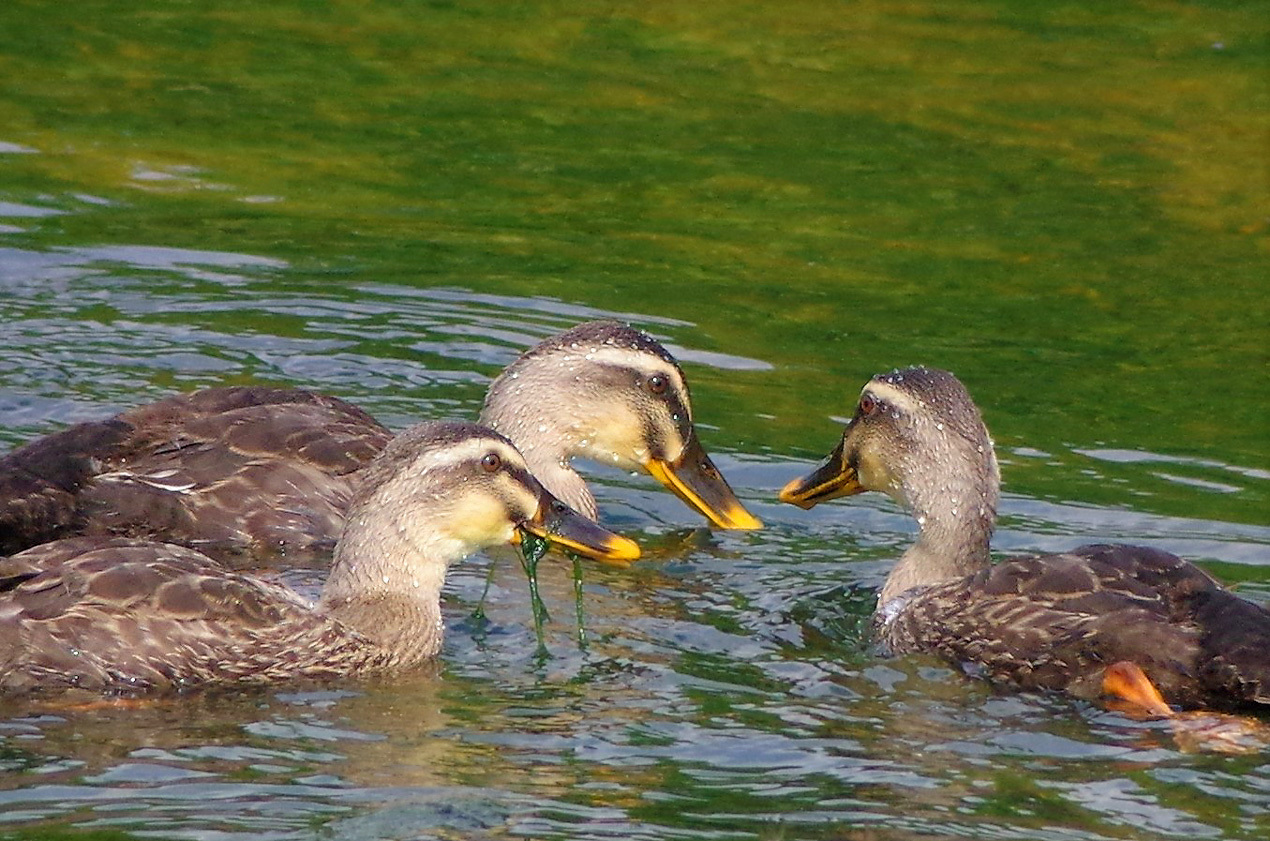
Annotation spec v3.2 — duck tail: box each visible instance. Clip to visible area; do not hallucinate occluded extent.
[0,418,131,554]
[1194,588,1270,706]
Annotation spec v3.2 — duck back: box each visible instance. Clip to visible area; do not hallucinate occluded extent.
[0,387,391,563]
[0,536,378,692]
[882,544,1270,710]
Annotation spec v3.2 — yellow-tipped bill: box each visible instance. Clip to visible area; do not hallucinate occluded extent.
[778,439,863,510]
[1102,661,1173,718]
[519,499,641,568]
[645,436,762,530]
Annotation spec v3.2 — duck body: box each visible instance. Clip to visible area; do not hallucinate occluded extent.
[0,422,639,693]
[0,321,758,564]
[0,386,389,563]
[781,366,1270,712]
[881,543,1270,709]
[0,536,390,692]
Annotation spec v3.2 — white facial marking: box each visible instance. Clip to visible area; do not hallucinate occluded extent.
[412,438,523,476]
[863,381,924,417]
[585,347,687,401]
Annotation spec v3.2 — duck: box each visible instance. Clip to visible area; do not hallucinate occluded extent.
[0,421,640,692]
[0,320,759,563]
[779,366,1270,712]
[480,320,760,528]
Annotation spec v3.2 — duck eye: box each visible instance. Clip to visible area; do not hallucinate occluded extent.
[859,394,878,416]
[480,452,502,472]
[646,374,669,395]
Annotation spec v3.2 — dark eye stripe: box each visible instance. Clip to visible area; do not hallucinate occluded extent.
[501,461,541,494]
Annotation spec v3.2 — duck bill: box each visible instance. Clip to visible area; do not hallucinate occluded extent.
[519,499,642,568]
[779,440,863,510]
[645,436,763,530]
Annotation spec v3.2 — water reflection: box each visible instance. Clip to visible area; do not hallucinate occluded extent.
[0,244,772,445]
[2,246,1268,838]
[4,0,1268,831]
[2,543,1269,839]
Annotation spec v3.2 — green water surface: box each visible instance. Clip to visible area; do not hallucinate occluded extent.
[1,2,1268,839]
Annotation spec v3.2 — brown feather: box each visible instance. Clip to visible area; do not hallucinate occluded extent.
[0,387,391,563]
[880,544,1268,708]
[1,322,750,563]
[0,421,632,694]
[0,537,382,692]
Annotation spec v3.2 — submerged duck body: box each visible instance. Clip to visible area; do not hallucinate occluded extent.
[781,366,1270,711]
[0,422,638,693]
[0,321,758,563]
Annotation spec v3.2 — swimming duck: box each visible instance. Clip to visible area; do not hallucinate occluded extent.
[779,366,1270,711]
[0,421,639,692]
[0,320,759,562]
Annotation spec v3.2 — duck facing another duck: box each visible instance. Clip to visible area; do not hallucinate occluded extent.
[482,320,760,529]
[0,422,639,693]
[0,320,759,563]
[780,366,1270,712]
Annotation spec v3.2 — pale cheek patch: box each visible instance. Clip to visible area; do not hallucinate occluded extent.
[562,348,690,467]
[648,412,685,463]
[590,413,649,467]
[856,449,900,498]
[444,493,518,547]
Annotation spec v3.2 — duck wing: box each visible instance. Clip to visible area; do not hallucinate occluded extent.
[0,536,363,692]
[0,387,392,563]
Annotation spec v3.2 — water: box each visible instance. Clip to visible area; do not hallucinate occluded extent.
[1,2,1268,839]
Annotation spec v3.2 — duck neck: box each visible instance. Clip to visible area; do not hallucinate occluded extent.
[878,462,998,607]
[318,509,452,667]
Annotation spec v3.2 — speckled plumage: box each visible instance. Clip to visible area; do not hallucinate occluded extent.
[0,422,638,693]
[884,543,1270,708]
[0,386,390,563]
[0,536,386,692]
[0,322,757,564]
[781,367,1270,711]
